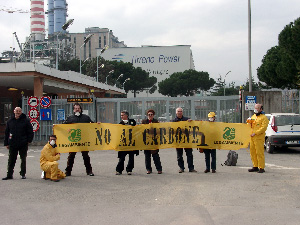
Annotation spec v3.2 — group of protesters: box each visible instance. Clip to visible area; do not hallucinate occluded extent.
[2,102,268,182]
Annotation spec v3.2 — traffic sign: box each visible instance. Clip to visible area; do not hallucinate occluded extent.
[245,96,256,111]
[40,96,51,108]
[57,109,65,121]
[28,96,39,108]
[30,119,40,132]
[40,108,52,121]
[28,108,39,120]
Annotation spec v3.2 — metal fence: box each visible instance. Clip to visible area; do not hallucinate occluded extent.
[22,95,240,142]
[282,90,300,113]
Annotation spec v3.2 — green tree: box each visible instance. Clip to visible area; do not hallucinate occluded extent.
[257,46,298,89]
[257,17,300,89]
[278,17,300,71]
[158,70,215,97]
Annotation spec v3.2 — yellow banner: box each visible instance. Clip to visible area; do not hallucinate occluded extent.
[53,121,251,153]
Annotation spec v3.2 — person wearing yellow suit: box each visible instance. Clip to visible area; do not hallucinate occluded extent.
[40,135,66,182]
[247,103,269,173]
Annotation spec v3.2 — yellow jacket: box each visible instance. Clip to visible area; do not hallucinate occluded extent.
[250,114,269,138]
[40,143,60,167]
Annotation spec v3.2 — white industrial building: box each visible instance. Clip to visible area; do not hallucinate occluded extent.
[100,45,195,97]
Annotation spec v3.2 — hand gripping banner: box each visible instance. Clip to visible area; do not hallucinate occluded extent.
[53,121,251,153]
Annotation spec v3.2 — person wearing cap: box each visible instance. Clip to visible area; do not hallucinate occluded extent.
[173,107,197,173]
[40,135,66,182]
[247,103,269,173]
[200,112,217,173]
[115,110,139,175]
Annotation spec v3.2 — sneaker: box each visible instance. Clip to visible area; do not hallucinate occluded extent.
[189,169,197,173]
[178,169,184,173]
[248,167,259,172]
[204,169,210,173]
[212,170,216,173]
[87,172,94,176]
[157,171,162,174]
[115,172,121,175]
[21,175,26,179]
[127,172,132,175]
[147,171,152,174]
[2,176,13,180]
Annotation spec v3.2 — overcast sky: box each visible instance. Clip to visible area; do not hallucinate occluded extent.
[1,0,299,86]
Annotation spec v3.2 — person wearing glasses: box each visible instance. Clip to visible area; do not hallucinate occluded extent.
[142,109,162,174]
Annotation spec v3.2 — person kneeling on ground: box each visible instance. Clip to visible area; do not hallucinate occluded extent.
[40,135,66,182]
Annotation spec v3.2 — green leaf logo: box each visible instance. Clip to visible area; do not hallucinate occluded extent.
[68,129,82,142]
[223,127,235,140]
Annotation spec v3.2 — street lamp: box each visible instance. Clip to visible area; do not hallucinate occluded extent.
[224,70,231,96]
[56,19,74,69]
[80,34,93,74]
[96,45,108,82]
[105,70,114,84]
[114,74,123,86]
[122,78,130,89]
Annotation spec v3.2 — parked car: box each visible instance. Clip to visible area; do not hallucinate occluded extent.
[265,113,300,153]
[158,113,173,122]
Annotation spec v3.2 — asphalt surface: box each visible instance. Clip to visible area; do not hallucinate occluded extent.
[1,145,300,225]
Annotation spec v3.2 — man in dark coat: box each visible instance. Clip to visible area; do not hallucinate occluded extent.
[172,107,197,173]
[3,107,34,180]
[116,110,138,175]
[64,103,94,176]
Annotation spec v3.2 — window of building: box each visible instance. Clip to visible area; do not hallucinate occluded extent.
[89,39,91,58]
[99,36,102,48]
[104,35,106,46]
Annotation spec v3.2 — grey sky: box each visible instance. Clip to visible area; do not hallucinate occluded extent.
[1,0,299,86]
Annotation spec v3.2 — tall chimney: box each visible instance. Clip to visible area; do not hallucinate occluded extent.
[30,0,45,41]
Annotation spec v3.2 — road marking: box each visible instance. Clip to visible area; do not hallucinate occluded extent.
[265,163,300,170]
[239,164,300,170]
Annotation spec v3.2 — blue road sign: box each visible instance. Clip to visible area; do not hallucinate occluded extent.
[40,108,52,121]
[57,109,65,121]
[40,96,51,108]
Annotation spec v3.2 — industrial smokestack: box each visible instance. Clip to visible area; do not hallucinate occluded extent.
[30,0,45,41]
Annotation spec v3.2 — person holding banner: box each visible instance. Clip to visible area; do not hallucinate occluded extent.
[173,107,197,173]
[247,103,269,173]
[116,110,139,175]
[142,109,162,174]
[2,107,34,180]
[200,112,217,173]
[40,135,66,182]
[64,103,94,177]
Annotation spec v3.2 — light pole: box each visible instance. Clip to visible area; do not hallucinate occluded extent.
[248,0,252,92]
[114,74,123,86]
[223,71,231,96]
[56,19,74,69]
[80,34,93,74]
[96,46,108,82]
[105,70,114,84]
[122,78,130,89]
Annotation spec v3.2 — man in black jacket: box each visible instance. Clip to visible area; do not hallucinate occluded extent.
[64,103,94,176]
[3,107,34,180]
[173,107,197,173]
[115,110,138,175]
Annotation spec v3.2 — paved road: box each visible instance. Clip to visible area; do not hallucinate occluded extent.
[1,145,300,225]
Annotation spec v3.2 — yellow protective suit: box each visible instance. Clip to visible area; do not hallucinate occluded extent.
[249,114,269,169]
[40,143,66,180]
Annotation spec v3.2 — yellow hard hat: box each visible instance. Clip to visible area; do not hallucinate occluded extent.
[208,112,216,118]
